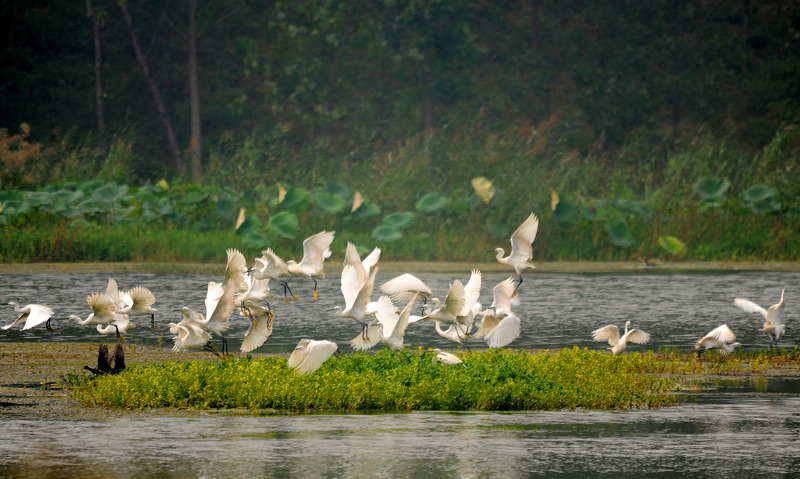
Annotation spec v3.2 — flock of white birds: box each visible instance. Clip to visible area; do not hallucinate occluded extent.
[2,212,790,375]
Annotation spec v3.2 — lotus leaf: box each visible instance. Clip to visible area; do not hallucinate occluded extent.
[268,211,299,238]
[313,191,347,214]
[552,192,580,227]
[372,224,403,242]
[658,236,686,256]
[694,176,730,201]
[605,218,635,247]
[236,214,263,235]
[214,195,237,220]
[93,183,129,203]
[280,186,309,212]
[243,231,270,249]
[382,212,415,229]
[350,200,381,220]
[416,193,448,213]
[742,185,780,214]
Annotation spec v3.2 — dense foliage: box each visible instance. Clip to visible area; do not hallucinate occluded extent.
[65,348,686,411]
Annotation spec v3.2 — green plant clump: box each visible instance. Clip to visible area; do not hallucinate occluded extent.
[64,348,683,412]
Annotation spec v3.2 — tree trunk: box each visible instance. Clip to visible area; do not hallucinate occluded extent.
[118,0,183,170]
[188,0,202,182]
[85,0,106,155]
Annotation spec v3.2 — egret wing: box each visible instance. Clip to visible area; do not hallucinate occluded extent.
[287,339,312,368]
[734,298,766,316]
[491,277,517,311]
[349,322,382,351]
[361,247,381,276]
[507,213,539,263]
[21,304,53,330]
[485,314,521,348]
[294,340,338,375]
[461,270,482,316]
[128,286,156,310]
[591,324,621,346]
[299,230,335,270]
[223,248,248,291]
[626,328,651,345]
[87,293,117,317]
[440,280,466,319]
[705,324,736,343]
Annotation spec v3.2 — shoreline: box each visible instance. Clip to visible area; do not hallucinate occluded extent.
[2,260,800,275]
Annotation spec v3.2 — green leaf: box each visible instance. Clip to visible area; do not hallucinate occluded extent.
[325,180,354,204]
[658,236,686,256]
[742,185,780,214]
[92,183,129,203]
[605,218,635,247]
[350,201,381,220]
[552,193,580,227]
[236,214,263,235]
[382,212,415,229]
[487,222,509,240]
[214,195,237,220]
[416,193,449,213]
[280,187,309,212]
[313,190,346,214]
[268,211,299,238]
[243,231,270,249]
[694,176,730,202]
[371,224,403,242]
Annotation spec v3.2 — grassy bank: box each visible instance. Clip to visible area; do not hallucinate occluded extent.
[62,347,800,413]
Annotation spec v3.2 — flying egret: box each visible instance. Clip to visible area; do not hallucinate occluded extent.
[349,293,393,352]
[178,280,237,355]
[493,212,539,295]
[287,339,339,375]
[286,230,336,301]
[380,273,434,305]
[96,315,136,336]
[734,288,786,350]
[84,343,125,376]
[223,248,249,292]
[343,241,381,285]
[69,293,126,340]
[2,302,55,332]
[474,277,521,348]
[695,324,743,357]
[591,320,651,355]
[432,349,462,365]
[334,265,380,343]
[374,294,417,352]
[239,303,275,354]
[424,270,482,343]
[237,272,273,322]
[104,278,159,331]
[252,248,297,304]
[168,316,219,356]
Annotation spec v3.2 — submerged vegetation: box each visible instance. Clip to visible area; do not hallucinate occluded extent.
[62,347,800,413]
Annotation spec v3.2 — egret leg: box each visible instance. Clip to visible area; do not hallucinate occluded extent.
[313,279,319,301]
[150,314,159,332]
[511,275,523,298]
[113,324,126,342]
[281,280,299,305]
[45,318,55,332]
[204,341,221,358]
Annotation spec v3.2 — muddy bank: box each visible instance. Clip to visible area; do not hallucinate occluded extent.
[0,342,279,421]
[2,260,800,275]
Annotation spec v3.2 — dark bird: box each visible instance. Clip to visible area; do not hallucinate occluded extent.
[84,344,126,376]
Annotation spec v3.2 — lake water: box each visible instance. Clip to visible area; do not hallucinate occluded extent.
[1,270,798,478]
[0,270,796,353]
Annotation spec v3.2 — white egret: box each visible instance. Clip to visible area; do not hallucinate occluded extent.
[84,343,126,376]
[239,303,275,354]
[434,269,483,348]
[375,294,417,352]
[474,277,521,348]
[695,324,742,357]
[591,320,651,355]
[734,288,786,350]
[286,230,336,301]
[343,241,381,285]
[288,339,339,375]
[334,265,379,340]
[2,302,55,332]
[96,315,136,336]
[493,212,539,295]
[179,280,237,354]
[432,349,462,365]
[104,278,159,331]
[69,293,126,340]
[379,273,432,305]
[223,248,249,292]
[252,248,296,304]
[168,316,218,356]
[422,280,466,327]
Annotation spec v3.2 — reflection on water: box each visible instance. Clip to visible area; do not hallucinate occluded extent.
[0,270,797,354]
[1,396,799,478]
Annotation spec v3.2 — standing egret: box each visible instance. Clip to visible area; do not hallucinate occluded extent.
[69,293,126,340]
[734,288,786,350]
[84,344,125,375]
[2,302,55,332]
[286,230,336,301]
[288,339,339,375]
[591,320,650,355]
[252,248,297,304]
[432,349,462,365]
[474,277,522,348]
[695,324,742,357]
[493,212,539,295]
[239,303,275,354]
